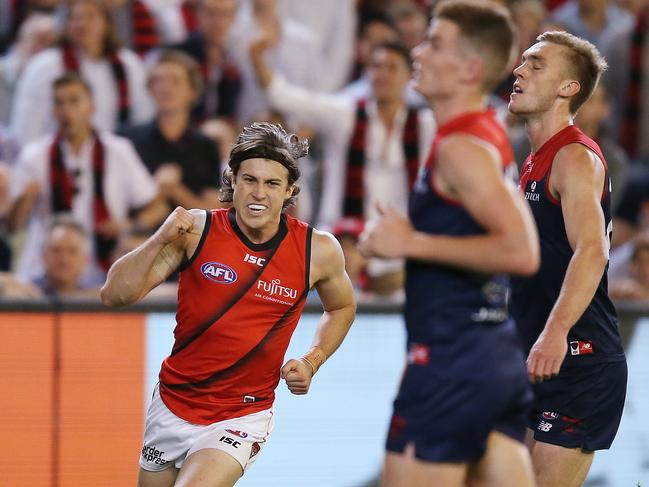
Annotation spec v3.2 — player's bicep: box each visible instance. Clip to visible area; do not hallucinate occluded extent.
[311,231,355,312]
[552,146,608,253]
[438,137,524,236]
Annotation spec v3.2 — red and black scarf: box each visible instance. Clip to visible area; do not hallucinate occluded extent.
[49,134,115,271]
[181,0,198,33]
[621,12,647,157]
[61,42,130,126]
[132,0,160,57]
[343,100,420,218]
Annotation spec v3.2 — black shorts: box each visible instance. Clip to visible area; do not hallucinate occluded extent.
[529,360,627,451]
[385,362,532,463]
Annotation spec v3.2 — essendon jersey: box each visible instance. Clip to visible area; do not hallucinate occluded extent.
[405,110,522,376]
[512,125,624,367]
[159,208,312,424]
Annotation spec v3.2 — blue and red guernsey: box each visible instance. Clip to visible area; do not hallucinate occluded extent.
[512,125,624,366]
[406,110,521,376]
[159,208,312,424]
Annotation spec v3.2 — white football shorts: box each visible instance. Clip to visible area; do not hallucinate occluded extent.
[139,384,274,473]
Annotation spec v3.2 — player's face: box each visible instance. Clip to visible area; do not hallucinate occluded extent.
[65,1,108,53]
[54,83,94,137]
[411,19,468,101]
[43,227,89,291]
[509,41,572,118]
[232,158,294,240]
[148,62,197,114]
[368,48,411,102]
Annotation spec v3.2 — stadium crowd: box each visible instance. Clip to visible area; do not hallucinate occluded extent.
[0,0,648,302]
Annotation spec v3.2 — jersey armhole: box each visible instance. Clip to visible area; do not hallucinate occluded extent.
[305,226,313,290]
[178,209,212,272]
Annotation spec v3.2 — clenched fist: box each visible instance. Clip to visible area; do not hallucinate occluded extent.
[280,358,313,395]
[153,206,195,245]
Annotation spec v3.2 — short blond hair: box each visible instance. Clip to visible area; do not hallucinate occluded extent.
[536,31,608,114]
[434,0,516,92]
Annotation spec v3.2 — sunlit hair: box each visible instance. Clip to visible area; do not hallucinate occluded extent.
[220,122,309,210]
[434,0,516,92]
[536,30,608,114]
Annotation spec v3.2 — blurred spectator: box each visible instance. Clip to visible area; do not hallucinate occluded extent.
[0,0,59,53]
[550,0,633,50]
[612,164,649,248]
[349,12,399,83]
[0,160,10,270]
[333,217,368,291]
[250,39,435,291]
[230,0,322,123]
[0,13,56,124]
[601,0,649,159]
[9,0,154,147]
[0,272,42,299]
[7,73,165,283]
[389,1,428,51]
[109,0,196,57]
[171,0,242,124]
[282,0,356,92]
[32,215,99,297]
[609,233,649,300]
[575,83,629,208]
[122,50,222,212]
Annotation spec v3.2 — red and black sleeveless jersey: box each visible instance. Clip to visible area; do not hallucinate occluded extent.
[159,208,312,425]
[512,125,624,367]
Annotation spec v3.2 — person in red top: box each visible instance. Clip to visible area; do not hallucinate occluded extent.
[509,31,627,487]
[101,122,356,487]
[360,1,539,486]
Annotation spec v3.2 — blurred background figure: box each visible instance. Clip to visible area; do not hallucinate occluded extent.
[171,0,242,126]
[122,49,223,213]
[33,215,99,297]
[610,232,649,300]
[0,12,56,124]
[0,0,59,54]
[10,0,153,148]
[389,1,428,51]
[7,72,164,284]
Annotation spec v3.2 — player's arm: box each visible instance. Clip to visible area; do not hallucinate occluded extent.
[100,207,205,307]
[527,144,608,383]
[281,230,356,395]
[360,135,540,276]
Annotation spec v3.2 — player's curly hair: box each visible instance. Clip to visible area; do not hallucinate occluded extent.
[220,122,309,210]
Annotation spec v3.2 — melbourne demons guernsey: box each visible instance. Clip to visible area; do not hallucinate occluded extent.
[159,208,312,424]
[512,125,624,367]
[406,110,522,376]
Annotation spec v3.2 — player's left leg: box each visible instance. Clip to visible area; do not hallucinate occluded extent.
[382,443,468,487]
[466,431,534,487]
[174,448,243,487]
[529,439,593,487]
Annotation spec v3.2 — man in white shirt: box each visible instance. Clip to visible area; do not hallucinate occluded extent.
[9,0,153,148]
[8,72,165,283]
[250,38,436,293]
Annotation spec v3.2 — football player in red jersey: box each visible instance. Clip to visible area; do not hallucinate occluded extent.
[102,122,356,487]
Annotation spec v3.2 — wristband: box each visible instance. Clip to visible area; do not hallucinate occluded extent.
[301,346,327,376]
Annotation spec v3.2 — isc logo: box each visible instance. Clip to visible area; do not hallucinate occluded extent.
[219,436,241,448]
[244,253,266,266]
[201,262,237,284]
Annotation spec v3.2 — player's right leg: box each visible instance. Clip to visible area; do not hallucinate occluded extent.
[466,431,535,487]
[137,466,179,487]
[382,444,467,487]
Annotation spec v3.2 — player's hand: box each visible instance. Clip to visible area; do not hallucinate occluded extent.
[280,358,313,395]
[527,327,568,383]
[153,206,195,245]
[358,205,413,259]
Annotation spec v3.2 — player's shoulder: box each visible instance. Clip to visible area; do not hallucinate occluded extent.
[310,228,344,265]
[437,132,501,169]
[554,142,604,177]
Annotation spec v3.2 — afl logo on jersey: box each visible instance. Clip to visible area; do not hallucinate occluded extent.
[201,262,237,284]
